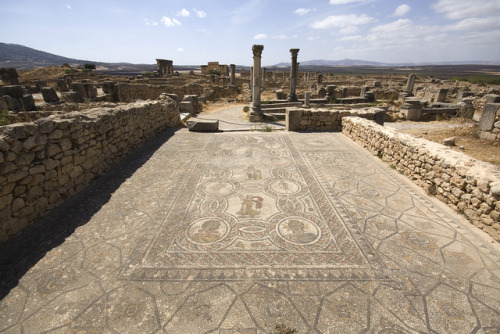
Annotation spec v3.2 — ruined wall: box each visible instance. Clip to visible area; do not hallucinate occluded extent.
[286,108,384,131]
[0,100,180,243]
[342,117,500,242]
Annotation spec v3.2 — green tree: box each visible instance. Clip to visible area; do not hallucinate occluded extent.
[84,63,96,71]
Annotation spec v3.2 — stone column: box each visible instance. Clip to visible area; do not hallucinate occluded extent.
[230,64,236,86]
[288,48,299,102]
[303,91,311,108]
[249,67,253,102]
[250,45,264,121]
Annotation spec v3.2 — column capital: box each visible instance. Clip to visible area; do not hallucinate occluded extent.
[252,45,264,57]
[290,48,300,57]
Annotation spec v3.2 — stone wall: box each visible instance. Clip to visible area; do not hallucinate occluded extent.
[286,107,385,131]
[342,117,500,241]
[0,100,180,243]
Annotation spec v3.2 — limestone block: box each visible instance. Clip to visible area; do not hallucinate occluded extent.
[41,87,59,103]
[187,120,219,132]
[2,95,21,112]
[21,94,36,111]
[61,92,82,103]
[485,94,500,104]
[478,104,500,131]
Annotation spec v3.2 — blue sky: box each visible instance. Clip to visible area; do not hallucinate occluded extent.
[2,0,500,65]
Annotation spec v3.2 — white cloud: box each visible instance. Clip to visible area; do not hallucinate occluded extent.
[329,0,366,4]
[432,0,500,19]
[272,34,288,39]
[294,8,313,16]
[193,8,207,18]
[340,26,359,34]
[366,19,446,49]
[144,18,158,26]
[161,16,181,27]
[308,36,321,41]
[449,16,500,31]
[393,4,410,17]
[66,5,71,10]
[339,35,364,41]
[253,33,267,40]
[311,14,375,29]
[177,8,190,17]
[177,47,184,52]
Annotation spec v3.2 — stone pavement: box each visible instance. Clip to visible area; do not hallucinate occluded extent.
[190,106,286,131]
[1,123,500,333]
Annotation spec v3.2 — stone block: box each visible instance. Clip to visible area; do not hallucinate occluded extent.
[61,92,82,103]
[485,94,500,104]
[2,95,21,112]
[21,94,36,111]
[1,85,24,99]
[41,87,60,103]
[71,83,87,98]
[57,79,69,92]
[102,81,115,94]
[187,120,219,132]
[478,104,499,131]
[0,68,19,85]
[179,101,194,115]
[83,83,97,99]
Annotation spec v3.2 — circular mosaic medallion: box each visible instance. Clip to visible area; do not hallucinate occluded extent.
[277,218,320,245]
[187,218,229,245]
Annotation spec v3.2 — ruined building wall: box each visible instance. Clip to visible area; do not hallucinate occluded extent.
[342,117,500,242]
[286,108,384,131]
[0,100,180,243]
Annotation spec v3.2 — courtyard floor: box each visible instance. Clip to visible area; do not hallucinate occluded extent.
[1,108,499,333]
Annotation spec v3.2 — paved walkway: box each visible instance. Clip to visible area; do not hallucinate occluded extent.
[1,110,500,333]
[191,105,286,131]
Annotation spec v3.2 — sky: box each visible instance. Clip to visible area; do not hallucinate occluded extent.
[1,0,500,66]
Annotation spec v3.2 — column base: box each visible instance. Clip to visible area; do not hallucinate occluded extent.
[288,94,298,102]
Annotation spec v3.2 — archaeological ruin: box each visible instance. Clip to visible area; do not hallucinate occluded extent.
[0,45,499,246]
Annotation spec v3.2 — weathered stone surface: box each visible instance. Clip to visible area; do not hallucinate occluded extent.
[0,129,499,333]
[1,85,24,99]
[41,87,60,103]
[61,91,82,103]
[443,137,456,146]
[478,104,499,131]
[187,119,219,132]
[0,100,180,243]
[342,116,500,241]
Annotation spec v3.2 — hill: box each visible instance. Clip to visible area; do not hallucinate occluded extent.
[0,42,159,73]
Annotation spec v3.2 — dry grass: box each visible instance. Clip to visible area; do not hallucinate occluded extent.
[399,121,500,165]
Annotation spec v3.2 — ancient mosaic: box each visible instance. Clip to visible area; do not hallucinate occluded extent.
[124,134,386,281]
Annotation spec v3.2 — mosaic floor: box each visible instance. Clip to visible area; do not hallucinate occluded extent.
[1,129,500,333]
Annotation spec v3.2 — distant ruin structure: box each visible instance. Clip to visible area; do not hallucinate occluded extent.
[156,59,173,76]
[201,62,229,76]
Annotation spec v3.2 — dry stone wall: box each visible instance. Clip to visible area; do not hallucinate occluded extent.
[0,100,180,243]
[342,117,500,241]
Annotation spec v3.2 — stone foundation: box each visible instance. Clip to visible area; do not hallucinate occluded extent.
[0,100,180,243]
[286,107,385,131]
[342,117,500,241]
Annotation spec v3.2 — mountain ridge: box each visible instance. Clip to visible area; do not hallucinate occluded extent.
[1,42,500,70]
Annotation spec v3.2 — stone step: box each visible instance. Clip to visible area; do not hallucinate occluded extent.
[187,119,219,132]
[263,113,286,121]
[260,107,287,114]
